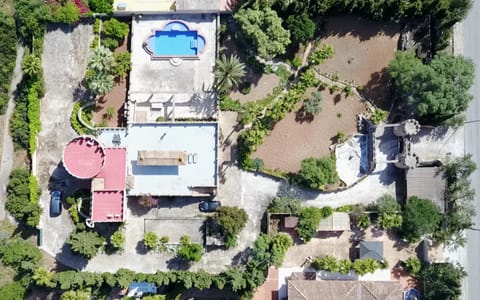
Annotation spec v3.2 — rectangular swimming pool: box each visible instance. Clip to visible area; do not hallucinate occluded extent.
[154,31,198,56]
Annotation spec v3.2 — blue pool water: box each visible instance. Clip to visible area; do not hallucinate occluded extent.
[147,21,205,57]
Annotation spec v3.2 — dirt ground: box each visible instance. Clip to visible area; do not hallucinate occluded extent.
[92,37,128,127]
[253,88,368,173]
[318,16,399,109]
[230,73,281,104]
[283,231,351,267]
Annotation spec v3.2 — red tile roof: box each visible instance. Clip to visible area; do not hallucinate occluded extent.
[63,137,105,179]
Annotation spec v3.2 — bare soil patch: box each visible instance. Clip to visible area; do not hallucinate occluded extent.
[230,73,281,104]
[318,16,399,109]
[92,37,128,127]
[13,149,30,169]
[253,89,368,173]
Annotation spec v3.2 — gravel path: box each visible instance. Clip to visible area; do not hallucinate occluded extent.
[0,45,24,221]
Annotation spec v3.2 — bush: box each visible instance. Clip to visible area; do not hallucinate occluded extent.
[329,84,339,93]
[5,169,42,227]
[371,108,388,125]
[213,206,248,248]
[344,85,353,97]
[219,95,242,112]
[70,102,95,135]
[268,197,302,215]
[303,91,322,116]
[144,232,159,251]
[88,0,113,14]
[110,231,125,251]
[0,13,18,115]
[404,257,421,276]
[51,2,81,25]
[309,44,335,65]
[312,255,338,272]
[177,241,203,262]
[66,231,105,259]
[336,131,346,143]
[352,258,380,275]
[0,282,26,300]
[0,237,42,273]
[299,156,339,190]
[291,57,302,69]
[296,207,323,241]
[113,52,131,78]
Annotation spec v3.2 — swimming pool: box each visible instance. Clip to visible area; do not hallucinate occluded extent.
[145,21,206,58]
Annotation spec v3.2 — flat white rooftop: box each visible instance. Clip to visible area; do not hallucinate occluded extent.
[125,123,217,196]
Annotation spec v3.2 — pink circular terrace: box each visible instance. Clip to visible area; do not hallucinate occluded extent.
[63,137,106,179]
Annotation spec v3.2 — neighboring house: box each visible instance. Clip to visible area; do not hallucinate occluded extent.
[358,241,383,261]
[406,166,446,213]
[318,212,351,232]
[112,0,235,14]
[287,278,404,300]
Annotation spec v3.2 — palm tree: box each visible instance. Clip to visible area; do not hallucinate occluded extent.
[213,54,246,94]
[88,46,114,73]
[22,54,42,77]
[86,73,114,96]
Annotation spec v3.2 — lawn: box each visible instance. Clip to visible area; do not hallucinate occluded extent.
[253,88,368,173]
[316,16,399,109]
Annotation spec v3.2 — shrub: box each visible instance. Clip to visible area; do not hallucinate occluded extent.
[344,85,354,97]
[51,2,80,25]
[113,52,131,78]
[144,232,159,251]
[356,213,371,230]
[252,233,292,268]
[5,169,42,228]
[371,108,388,125]
[299,156,339,190]
[213,206,248,248]
[296,207,323,241]
[0,237,42,273]
[268,197,302,215]
[0,13,18,115]
[0,282,26,300]
[67,231,105,259]
[352,258,380,275]
[404,257,421,276]
[70,102,95,135]
[88,0,113,14]
[291,57,302,69]
[329,84,339,94]
[336,131,346,143]
[110,231,125,251]
[303,91,322,116]
[219,95,242,112]
[312,255,339,272]
[309,44,334,65]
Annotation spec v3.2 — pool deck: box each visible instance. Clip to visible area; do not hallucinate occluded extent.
[129,14,217,122]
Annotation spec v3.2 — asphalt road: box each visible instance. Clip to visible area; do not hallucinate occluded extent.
[462,0,480,299]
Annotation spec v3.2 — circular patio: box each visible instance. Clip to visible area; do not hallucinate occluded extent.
[63,136,106,179]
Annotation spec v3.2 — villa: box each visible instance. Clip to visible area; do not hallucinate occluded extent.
[63,13,219,227]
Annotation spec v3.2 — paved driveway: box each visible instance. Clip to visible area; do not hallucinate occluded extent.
[37,24,93,260]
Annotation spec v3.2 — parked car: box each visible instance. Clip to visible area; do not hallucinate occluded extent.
[50,191,62,216]
[199,200,221,212]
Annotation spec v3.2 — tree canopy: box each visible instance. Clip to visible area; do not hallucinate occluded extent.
[213,206,248,247]
[286,13,315,44]
[388,52,474,125]
[252,233,292,267]
[214,54,246,94]
[420,263,466,300]
[234,7,290,59]
[66,231,105,259]
[0,238,42,274]
[402,196,441,242]
[299,156,339,190]
[296,207,331,241]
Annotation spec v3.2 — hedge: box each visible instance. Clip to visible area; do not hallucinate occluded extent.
[0,13,18,115]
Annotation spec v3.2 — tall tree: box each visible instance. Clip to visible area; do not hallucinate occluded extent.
[402,196,441,243]
[213,206,249,248]
[213,54,246,94]
[66,231,105,259]
[420,263,466,300]
[388,52,474,125]
[234,7,291,59]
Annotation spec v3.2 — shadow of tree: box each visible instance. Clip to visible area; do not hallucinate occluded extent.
[323,16,400,42]
[55,244,88,270]
[135,240,148,255]
[362,68,392,110]
[295,106,314,123]
[166,256,191,270]
[231,247,252,266]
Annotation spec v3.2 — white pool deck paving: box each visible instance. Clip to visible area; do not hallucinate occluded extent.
[129,14,217,122]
